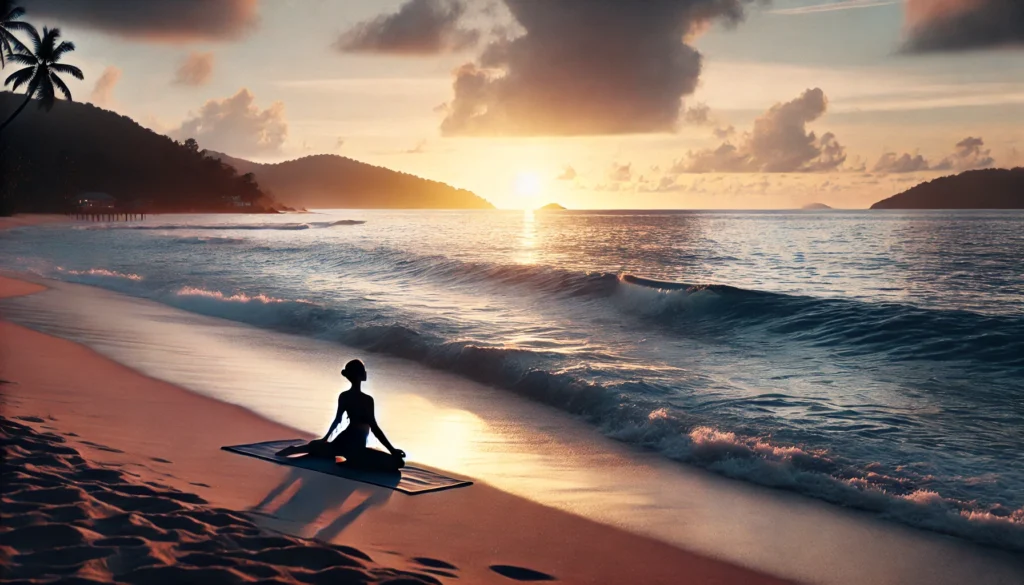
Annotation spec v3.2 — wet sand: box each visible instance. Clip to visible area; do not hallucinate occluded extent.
[0,275,792,584]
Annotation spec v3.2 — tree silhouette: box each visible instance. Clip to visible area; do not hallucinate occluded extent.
[0,0,29,69]
[1,26,83,134]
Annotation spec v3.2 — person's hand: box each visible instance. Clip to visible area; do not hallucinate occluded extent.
[393,449,406,459]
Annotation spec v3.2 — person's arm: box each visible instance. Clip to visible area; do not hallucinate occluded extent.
[322,394,346,441]
[369,399,404,457]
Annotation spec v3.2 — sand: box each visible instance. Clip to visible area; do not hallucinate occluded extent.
[0,275,792,585]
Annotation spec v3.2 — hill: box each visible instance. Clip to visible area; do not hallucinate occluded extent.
[871,168,1024,209]
[0,92,274,214]
[208,151,493,210]
[537,202,566,211]
[801,202,832,210]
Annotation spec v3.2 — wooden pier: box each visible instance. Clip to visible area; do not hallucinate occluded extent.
[71,210,147,221]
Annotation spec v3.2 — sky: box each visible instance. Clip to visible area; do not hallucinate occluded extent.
[12,0,1024,209]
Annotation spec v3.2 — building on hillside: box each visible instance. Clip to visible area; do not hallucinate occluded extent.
[76,192,116,210]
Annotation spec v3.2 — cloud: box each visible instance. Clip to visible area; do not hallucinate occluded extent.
[174,52,215,86]
[334,0,479,55]
[713,125,736,139]
[770,0,899,15]
[903,0,1024,52]
[171,89,287,156]
[556,165,577,180]
[683,103,712,125]
[336,137,346,150]
[934,136,996,171]
[89,66,121,108]
[23,0,259,42]
[441,0,761,136]
[873,137,996,174]
[609,162,632,182]
[675,88,847,173]
[405,140,428,154]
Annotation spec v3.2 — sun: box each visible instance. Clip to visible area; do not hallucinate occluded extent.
[514,171,543,199]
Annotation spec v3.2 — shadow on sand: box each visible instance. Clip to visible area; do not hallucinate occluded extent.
[248,467,394,542]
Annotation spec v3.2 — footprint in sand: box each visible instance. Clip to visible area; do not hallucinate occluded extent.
[151,457,172,464]
[78,440,125,454]
[490,565,556,581]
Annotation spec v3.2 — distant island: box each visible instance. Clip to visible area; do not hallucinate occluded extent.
[801,203,832,210]
[209,152,493,210]
[871,168,1024,209]
[537,203,566,211]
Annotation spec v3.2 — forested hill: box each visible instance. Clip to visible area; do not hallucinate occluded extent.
[208,151,494,210]
[0,92,274,213]
[871,168,1024,209]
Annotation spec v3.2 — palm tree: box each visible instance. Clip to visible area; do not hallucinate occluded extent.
[0,25,82,134]
[1,0,29,68]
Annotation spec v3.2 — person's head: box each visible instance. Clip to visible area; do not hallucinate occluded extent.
[341,359,367,384]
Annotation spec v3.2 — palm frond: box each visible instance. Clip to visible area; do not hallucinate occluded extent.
[4,20,31,31]
[50,63,83,79]
[26,24,41,54]
[52,40,75,59]
[4,65,33,90]
[4,51,35,66]
[3,6,26,21]
[50,70,71,101]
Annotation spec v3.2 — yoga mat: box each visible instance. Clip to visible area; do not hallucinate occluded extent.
[222,439,473,495]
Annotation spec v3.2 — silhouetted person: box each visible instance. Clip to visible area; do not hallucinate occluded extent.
[277,359,406,471]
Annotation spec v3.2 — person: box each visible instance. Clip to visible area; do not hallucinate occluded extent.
[277,359,406,471]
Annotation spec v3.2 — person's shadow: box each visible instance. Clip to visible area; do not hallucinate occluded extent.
[249,467,393,542]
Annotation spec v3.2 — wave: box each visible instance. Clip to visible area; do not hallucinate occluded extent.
[140,283,1024,550]
[171,236,247,245]
[55,267,144,281]
[80,220,365,231]
[345,249,1024,369]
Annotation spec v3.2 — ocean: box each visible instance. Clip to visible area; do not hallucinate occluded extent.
[2,209,1022,551]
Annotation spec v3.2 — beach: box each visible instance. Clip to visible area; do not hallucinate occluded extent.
[0,274,794,585]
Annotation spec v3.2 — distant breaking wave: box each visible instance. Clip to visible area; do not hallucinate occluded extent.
[79,219,365,231]
[142,283,1024,551]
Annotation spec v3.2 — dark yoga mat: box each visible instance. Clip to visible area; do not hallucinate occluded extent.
[222,439,473,495]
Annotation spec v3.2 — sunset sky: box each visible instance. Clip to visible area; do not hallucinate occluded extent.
[18,0,1024,209]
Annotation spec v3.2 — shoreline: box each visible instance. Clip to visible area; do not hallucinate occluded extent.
[0,275,792,585]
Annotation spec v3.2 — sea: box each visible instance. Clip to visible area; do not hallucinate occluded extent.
[2,209,1022,553]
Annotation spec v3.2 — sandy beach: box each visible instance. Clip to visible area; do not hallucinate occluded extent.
[0,274,793,584]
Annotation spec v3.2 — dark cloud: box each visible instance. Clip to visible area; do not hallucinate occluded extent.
[89,66,121,108]
[334,0,479,55]
[441,0,761,136]
[675,88,847,173]
[23,0,258,42]
[683,103,712,125]
[174,52,215,87]
[556,165,577,180]
[934,136,996,171]
[904,0,1024,52]
[873,137,996,174]
[171,89,287,156]
[873,152,930,173]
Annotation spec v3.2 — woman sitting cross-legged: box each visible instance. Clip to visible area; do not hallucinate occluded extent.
[277,359,406,471]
